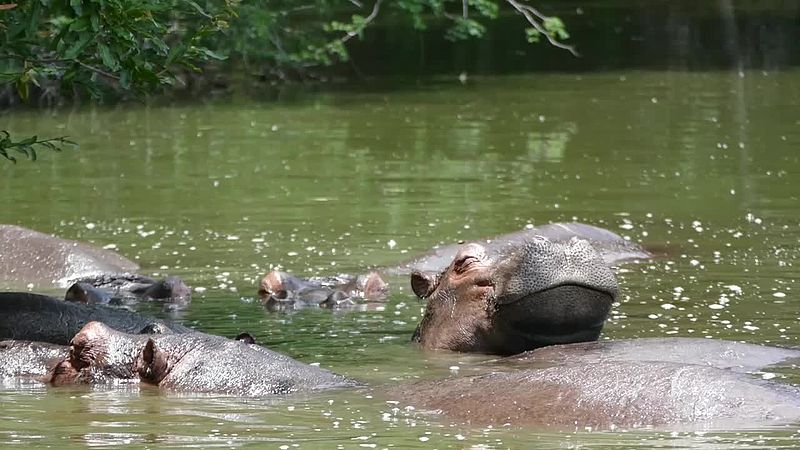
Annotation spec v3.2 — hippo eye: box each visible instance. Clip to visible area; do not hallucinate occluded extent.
[454,255,479,273]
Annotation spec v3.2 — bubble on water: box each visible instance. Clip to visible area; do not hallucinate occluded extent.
[661,303,675,310]
[773,292,786,298]
[708,304,724,310]
[387,239,397,249]
[85,223,96,230]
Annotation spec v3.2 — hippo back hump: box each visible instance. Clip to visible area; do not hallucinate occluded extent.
[0,225,139,288]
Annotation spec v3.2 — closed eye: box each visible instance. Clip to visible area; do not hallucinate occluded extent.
[454,255,479,273]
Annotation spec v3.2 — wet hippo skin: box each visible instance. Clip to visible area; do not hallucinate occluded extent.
[388,360,800,430]
[49,322,356,395]
[0,224,139,288]
[0,292,191,345]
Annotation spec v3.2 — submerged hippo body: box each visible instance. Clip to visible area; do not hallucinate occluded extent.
[507,337,800,373]
[0,224,139,288]
[51,322,355,395]
[390,360,800,430]
[0,340,68,382]
[0,292,191,345]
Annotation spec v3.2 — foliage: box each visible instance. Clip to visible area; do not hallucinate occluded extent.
[0,0,235,101]
[0,130,76,163]
[220,0,576,79]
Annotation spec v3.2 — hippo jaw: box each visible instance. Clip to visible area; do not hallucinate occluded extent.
[411,236,618,355]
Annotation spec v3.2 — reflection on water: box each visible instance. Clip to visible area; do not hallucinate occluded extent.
[1,69,800,447]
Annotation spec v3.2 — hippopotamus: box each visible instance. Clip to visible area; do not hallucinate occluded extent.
[389,360,800,430]
[47,321,355,395]
[0,292,192,345]
[383,338,800,429]
[0,224,191,304]
[258,270,388,309]
[64,274,191,307]
[409,235,619,354]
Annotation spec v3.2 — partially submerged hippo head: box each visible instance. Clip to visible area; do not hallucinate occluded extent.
[65,275,192,306]
[411,236,618,355]
[51,321,354,395]
[258,270,388,307]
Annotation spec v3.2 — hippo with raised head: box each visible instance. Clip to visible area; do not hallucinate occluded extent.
[410,235,619,354]
[0,224,191,304]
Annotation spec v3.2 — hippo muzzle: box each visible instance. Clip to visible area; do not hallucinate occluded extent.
[412,236,619,355]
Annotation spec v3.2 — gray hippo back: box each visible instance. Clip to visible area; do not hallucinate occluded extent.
[0,225,139,288]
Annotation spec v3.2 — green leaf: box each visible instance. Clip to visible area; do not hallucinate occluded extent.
[69,0,82,16]
[64,32,92,59]
[98,44,120,71]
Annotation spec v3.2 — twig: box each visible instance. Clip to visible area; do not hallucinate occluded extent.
[462,0,468,18]
[505,0,578,56]
[0,53,121,80]
[340,0,383,44]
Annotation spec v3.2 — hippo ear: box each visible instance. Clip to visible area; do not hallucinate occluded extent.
[411,271,438,299]
[138,339,169,384]
[235,332,256,345]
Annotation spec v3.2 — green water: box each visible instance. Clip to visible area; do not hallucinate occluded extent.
[1,70,799,447]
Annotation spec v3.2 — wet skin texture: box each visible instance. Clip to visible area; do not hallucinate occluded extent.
[389,360,800,430]
[411,236,619,354]
[0,224,139,288]
[0,340,68,381]
[50,322,356,395]
[0,292,191,345]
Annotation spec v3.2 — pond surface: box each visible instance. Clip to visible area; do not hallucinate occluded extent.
[1,70,799,448]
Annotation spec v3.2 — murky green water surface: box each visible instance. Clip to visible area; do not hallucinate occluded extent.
[1,70,800,448]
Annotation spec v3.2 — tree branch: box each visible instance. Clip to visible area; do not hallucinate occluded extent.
[0,53,121,80]
[340,0,383,44]
[505,0,579,56]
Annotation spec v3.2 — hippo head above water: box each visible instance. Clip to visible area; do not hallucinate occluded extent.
[411,236,619,355]
[51,321,353,395]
